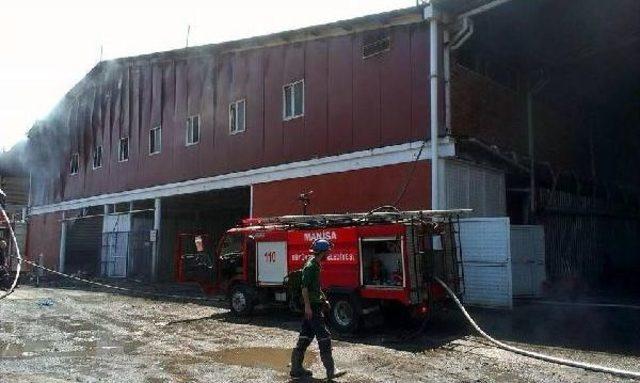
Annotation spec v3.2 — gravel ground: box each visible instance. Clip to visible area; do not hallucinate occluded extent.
[1,285,639,383]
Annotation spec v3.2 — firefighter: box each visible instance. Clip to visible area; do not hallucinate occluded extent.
[290,239,345,381]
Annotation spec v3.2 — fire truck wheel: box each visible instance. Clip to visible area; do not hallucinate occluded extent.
[229,284,254,316]
[329,295,361,334]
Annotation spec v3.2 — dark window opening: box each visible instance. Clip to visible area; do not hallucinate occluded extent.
[92,146,102,169]
[70,153,79,175]
[229,100,246,134]
[186,115,200,145]
[149,126,162,154]
[118,137,129,162]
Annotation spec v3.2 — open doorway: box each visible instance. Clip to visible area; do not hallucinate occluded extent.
[159,187,250,282]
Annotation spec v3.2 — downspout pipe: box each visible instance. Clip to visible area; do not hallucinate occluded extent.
[59,211,67,272]
[152,198,161,282]
[451,17,474,51]
[424,6,441,210]
[444,30,452,135]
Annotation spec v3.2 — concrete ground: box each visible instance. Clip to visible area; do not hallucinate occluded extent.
[1,283,639,383]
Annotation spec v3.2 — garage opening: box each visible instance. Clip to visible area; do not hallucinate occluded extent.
[448,0,640,297]
[158,187,250,282]
[64,207,103,276]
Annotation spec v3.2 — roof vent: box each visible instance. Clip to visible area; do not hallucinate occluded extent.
[362,37,391,59]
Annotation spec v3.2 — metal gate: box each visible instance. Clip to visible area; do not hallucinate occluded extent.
[101,214,131,278]
[458,217,513,308]
[511,225,545,297]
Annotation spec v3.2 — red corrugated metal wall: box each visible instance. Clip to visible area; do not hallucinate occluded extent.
[26,212,61,269]
[33,23,433,206]
[252,162,432,217]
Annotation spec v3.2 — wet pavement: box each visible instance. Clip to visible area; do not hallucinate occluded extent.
[1,285,639,382]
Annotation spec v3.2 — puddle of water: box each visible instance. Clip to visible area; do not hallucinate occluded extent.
[0,339,141,359]
[208,347,317,373]
[0,340,52,358]
[54,316,102,333]
[80,339,142,356]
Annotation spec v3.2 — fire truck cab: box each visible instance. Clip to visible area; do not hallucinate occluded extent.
[176,209,468,333]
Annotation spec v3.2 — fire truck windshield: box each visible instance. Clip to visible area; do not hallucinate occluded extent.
[220,233,243,257]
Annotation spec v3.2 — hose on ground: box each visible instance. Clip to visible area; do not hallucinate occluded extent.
[434,277,640,380]
[0,204,221,304]
[3,251,224,303]
[0,205,22,300]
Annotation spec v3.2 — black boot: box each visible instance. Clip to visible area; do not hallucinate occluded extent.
[319,339,346,381]
[290,348,313,378]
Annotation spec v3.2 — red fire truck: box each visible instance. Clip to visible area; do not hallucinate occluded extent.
[175,209,469,333]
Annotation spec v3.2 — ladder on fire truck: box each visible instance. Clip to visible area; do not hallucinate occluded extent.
[244,208,472,227]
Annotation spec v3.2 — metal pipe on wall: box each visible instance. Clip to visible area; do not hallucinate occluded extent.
[451,17,474,51]
[425,5,441,210]
[151,198,161,281]
[58,211,66,272]
[457,0,514,19]
[443,29,451,135]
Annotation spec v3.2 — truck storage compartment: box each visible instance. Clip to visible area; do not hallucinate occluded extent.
[360,237,404,287]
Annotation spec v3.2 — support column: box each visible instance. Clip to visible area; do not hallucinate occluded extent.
[151,198,161,281]
[58,211,66,272]
[249,185,254,218]
[527,90,535,217]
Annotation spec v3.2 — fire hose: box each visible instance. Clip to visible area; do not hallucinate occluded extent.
[0,203,22,300]
[434,277,640,380]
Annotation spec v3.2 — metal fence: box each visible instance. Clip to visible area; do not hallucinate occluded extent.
[537,188,640,289]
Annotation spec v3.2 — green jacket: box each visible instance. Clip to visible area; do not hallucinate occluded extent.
[301,256,326,305]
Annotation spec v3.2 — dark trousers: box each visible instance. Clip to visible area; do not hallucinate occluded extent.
[293,305,335,372]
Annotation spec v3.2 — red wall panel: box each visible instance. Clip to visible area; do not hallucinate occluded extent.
[262,44,286,165]
[252,162,431,217]
[199,59,217,178]
[352,33,382,150]
[411,24,430,141]
[381,27,413,145]
[303,39,329,158]
[26,212,62,269]
[327,35,354,156]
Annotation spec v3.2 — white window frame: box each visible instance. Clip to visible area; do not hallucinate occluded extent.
[282,79,304,121]
[70,153,79,175]
[149,125,162,155]
[92,145,103,169]
[229,99,246,134]
[185,115,201,146]
[118,137,129,162]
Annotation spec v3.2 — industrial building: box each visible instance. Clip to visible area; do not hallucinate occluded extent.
[23,0,640,302]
